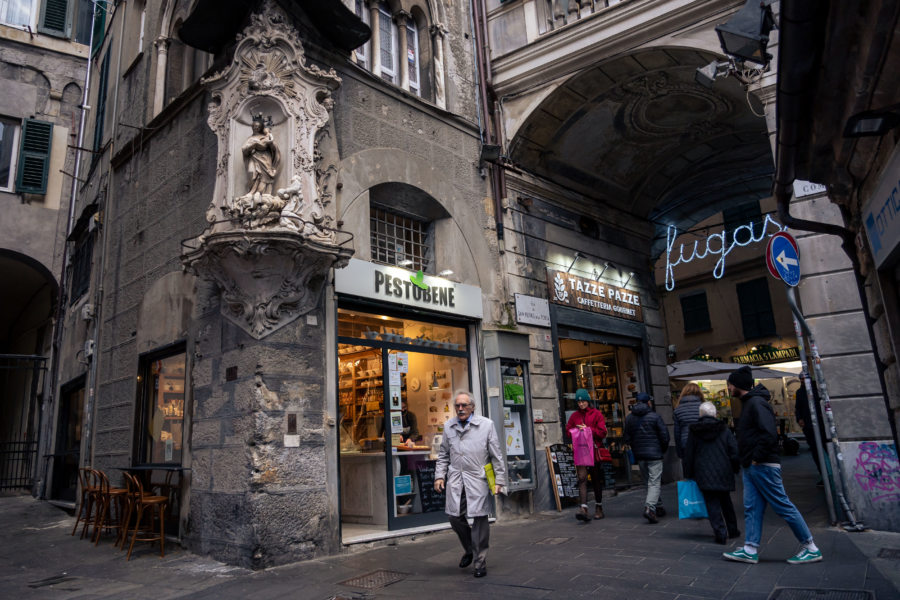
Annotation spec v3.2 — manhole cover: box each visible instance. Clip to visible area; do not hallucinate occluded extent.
[768,589,874,600]
[535,536,572,545]
[877,548,900,559]
[338,570,408,590]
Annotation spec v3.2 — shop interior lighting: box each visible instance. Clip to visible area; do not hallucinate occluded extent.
[429,354,441,390]
[566,252,582,273]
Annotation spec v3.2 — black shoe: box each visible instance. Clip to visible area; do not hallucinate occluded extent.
[655,505,666,518]
[474,566,487,578]
[643,507,658,524]
[459,553,473,568]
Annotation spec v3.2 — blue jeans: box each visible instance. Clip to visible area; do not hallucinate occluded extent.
[742,464,813,549]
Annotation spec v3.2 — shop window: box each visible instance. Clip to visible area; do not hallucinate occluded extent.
[736,278,776,340]
[135,348,186,465]
[680,290,711,334]
[723,201,763,245]
[1,0,35,28]
[69,233,93,304]
[0,116,21,192]
[370,205,432,273]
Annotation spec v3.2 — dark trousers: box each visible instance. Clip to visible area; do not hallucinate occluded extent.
[802,427,823,475]
[702,489,739,540]
[575,465,603,506]
[448,488,490,569]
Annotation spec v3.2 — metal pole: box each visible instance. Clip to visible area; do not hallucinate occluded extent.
[786,287,865,531]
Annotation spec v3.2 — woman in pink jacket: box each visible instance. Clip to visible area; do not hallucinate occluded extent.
[565,388,608,521]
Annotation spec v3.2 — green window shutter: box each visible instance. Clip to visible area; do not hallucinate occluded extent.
[92,51,110,154]
[39,0,72,38]
[91,2,106,55]
[16,119,54,195]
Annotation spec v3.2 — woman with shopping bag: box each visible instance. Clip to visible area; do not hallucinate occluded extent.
[565,389,608,521]
[683,401,741,544]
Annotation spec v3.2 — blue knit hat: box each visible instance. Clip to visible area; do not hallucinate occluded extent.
[574,388,591,402]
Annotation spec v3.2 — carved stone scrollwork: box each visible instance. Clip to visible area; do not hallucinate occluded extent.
[181,0,353,339]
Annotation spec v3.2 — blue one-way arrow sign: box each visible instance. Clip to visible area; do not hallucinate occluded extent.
[768,232,801,286]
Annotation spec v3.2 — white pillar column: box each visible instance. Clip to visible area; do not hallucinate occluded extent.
[396,11,410,91]
[153,36,170,115]
[430,23,447,110]
[368,1,381,76]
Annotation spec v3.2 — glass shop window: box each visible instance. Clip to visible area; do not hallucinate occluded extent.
[136,348,186,464]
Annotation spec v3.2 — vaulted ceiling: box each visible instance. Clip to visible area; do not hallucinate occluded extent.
[508,48,774,257]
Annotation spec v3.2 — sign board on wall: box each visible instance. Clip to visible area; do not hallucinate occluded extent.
[335,258,483,318]
[546,270,643,322]
[793,180,827,198]
[862,146,900,269]
[514,293,550,327]
[730,346,800,364]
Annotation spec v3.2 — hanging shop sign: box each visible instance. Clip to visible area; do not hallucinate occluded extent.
[664,214,785,291]
[862,145,900,269]
[514,293,551,327]
[334,258,483,318]
[546,270,643,322]
[730,346,800,365]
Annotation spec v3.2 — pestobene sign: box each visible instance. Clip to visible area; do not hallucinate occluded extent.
[334,258,483,319]
[547,270,643,322]
[862,145,900,269]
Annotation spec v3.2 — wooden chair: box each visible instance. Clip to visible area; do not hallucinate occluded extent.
[122,472,168,560]
[90,469,128,545]
[71,467,97,538]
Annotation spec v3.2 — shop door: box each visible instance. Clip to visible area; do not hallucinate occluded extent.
[51,378,84,501]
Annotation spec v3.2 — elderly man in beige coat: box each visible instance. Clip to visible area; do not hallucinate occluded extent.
[435,391,506,578]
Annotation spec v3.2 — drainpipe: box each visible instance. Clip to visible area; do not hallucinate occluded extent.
[773,0,899,452]
[470,0,506,254]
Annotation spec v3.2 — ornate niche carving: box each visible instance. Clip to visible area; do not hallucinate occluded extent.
[182,0,353,339]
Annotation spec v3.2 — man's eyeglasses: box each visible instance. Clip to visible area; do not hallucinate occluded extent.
[454,404,472,409]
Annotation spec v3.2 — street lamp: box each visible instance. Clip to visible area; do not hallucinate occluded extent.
[843,104,900,138]
[714,0,776,67]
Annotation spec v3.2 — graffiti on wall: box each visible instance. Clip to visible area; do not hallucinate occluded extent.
[853,442,900,503]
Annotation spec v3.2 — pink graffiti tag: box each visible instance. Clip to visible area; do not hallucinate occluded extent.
[853,442,900,503]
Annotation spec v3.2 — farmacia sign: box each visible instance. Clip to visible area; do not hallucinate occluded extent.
[664,214,785,291]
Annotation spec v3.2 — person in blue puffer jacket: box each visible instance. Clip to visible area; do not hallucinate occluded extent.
[624,392,670,524]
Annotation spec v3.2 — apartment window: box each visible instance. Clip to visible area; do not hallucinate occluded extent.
[0,116,21,192]
[136,347,186,465]
[36,0,99,49]
[69,234,93,304]
[1,0,35,27]
[736,278,776,340]
[378,5,398,84]
[15,118,53,194]
[92,50,110,155]
[407,20,420,96]
[680,291,711,334]
[723,201,763,245]
[354,0,369,70]
[370,206,431,273]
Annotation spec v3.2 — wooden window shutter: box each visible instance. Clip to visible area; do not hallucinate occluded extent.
[39,0,71,38]
[15,119,54,195]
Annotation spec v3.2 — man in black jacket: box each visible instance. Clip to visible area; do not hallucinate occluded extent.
[624,393,670,524]
[722,366,823,565]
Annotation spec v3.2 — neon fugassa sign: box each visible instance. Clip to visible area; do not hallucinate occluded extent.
[664,214,785,291]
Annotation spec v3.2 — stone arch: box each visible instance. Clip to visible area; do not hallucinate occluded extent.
[337,148,494,291]
[0,249,58,354]
[62,81,82,105]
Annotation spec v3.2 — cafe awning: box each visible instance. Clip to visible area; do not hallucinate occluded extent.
[666,359,799,381]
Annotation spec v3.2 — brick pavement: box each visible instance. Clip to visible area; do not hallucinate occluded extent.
[0,452,897,599]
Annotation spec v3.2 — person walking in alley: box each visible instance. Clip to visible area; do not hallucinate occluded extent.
[435,391,507,578]
[674,383,704,470]
[683,401,741,544]
[723,366,823,565]
[565,388,608,521]
[624,392,670,524]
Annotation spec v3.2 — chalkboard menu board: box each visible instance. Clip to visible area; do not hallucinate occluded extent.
[546,444,579,511]
[599,461,616,490]
[415,460,445,513]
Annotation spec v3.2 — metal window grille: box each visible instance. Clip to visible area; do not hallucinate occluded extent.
[370,207,431,272]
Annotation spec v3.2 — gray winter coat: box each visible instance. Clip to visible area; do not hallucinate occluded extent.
[436,415,507,517]
[673,394,703,458]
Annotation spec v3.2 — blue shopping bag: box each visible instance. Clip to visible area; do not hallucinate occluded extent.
[677,480,709,519]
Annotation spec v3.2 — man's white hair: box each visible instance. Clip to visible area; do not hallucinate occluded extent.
[454,390,475,406]
[699,401,717,418]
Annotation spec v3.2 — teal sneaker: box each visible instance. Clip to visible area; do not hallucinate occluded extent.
[787,548,823,564]
[723,548,759,564]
